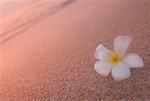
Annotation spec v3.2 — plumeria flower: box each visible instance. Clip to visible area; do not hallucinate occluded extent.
[94,36,144,81]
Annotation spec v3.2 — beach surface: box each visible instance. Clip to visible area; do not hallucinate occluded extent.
[0,0,150,100]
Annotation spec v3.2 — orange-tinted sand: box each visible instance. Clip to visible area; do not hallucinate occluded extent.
[0,0,150,100]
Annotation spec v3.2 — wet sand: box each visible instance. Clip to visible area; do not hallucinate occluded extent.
[0,0,150,100]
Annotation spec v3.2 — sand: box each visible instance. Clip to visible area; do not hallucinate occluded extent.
[0,0,150,100]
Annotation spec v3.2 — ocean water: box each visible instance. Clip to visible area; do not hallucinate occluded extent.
[0,0,75,44]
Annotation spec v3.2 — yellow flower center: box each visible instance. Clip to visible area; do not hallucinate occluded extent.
[110,52,121,64]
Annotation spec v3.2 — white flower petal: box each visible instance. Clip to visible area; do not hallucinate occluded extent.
[94,44,112,60]
[94,61,112,76]
[112,63,131,81]
[114,36,132,56]
[123,53,144,68]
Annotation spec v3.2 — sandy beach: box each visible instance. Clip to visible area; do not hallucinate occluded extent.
[0,0,150,100]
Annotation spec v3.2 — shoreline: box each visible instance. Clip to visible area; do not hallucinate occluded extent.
[0,0,76,44]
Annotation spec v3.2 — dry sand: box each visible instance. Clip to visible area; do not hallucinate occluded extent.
[0,0,150,100]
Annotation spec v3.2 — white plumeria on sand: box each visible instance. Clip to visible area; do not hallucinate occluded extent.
[94,36,144,81]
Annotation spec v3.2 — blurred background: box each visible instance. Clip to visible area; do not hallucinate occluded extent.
[0,0,74,44]
[0,0,32,17]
